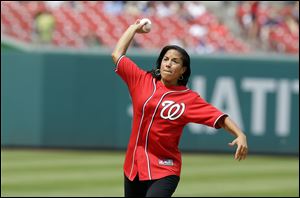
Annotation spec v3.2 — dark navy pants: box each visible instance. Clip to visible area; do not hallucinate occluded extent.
[124,174,180,197]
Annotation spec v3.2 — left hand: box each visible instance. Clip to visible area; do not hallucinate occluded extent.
[228,135,248,161]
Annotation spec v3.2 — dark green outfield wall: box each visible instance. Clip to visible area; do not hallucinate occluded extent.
[1,51,299,154]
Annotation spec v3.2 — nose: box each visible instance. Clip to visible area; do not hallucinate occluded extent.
[165,61,172,68]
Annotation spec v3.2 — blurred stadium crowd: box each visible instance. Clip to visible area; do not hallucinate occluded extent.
[1,1,299,54]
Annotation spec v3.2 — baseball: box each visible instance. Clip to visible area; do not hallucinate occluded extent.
[140,18,152,33]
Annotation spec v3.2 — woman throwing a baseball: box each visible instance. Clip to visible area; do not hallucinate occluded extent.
[112,19,248,197]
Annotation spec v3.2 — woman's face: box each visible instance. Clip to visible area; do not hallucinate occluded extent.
[160,49,186,86]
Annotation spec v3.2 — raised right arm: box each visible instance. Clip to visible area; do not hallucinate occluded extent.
[111,19,147,64]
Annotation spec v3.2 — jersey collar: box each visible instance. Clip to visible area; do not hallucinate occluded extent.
[157,79,189,91]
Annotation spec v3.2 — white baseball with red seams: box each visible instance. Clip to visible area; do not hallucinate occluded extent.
[140,18,152,33]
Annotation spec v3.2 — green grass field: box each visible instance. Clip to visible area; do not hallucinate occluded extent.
[1,149,299,197]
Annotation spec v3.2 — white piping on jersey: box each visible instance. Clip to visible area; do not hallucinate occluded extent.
[144,88,189,180]
[115,55,125,72]
[213,113,228,128]
[129,78,157,179]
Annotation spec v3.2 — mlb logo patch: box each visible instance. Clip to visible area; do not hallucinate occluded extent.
[158,159,174,166]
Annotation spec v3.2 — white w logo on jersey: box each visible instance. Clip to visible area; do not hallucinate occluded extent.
[160,100,185,120]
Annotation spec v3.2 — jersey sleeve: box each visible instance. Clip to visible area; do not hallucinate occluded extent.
[186,94,227,129]
[114,55,147,91]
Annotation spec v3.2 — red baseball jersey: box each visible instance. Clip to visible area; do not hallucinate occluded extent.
[115,55,227,181]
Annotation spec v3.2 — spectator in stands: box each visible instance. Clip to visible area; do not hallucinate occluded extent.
[34,10,55,44]
[247,1,261,45]
[282,5,299,37]
[111,19,248,197]
[124,2,143,17]
[292,1,299,23]
[103,1,124,14]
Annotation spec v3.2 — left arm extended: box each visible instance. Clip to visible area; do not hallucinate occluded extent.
[217,116,248,161]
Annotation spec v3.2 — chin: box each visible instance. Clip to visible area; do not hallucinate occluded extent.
[161,74,172,80]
